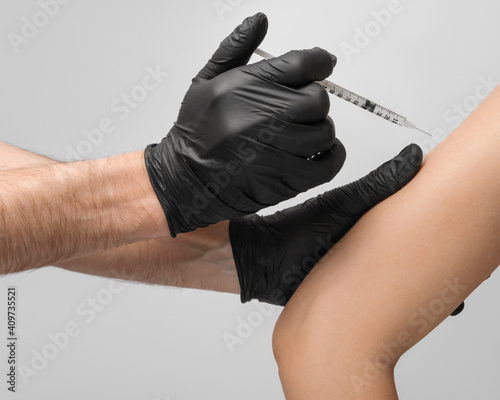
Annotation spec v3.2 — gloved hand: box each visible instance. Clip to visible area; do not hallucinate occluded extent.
[144,13,345,237]
[231,143,467,317]
[230,144,424,306]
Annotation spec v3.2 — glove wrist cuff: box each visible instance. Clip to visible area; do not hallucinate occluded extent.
[229,217,257,303]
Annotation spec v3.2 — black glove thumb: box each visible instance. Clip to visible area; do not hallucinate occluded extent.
[230,143,423,305]
[195,12,268,80]
[333,143,423,217]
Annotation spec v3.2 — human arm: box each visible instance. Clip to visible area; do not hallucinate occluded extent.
[0,138,422,299]
[0,149,169,274]
[0,13,344,281]
[271,87,500,399]
[56,222,238,293]
[0,13,338,277]
[0,12,431,296]
[0,141,238,293]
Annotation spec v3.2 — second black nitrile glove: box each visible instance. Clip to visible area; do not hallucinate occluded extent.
[229,143,468,316]
[230,144,424,306]
[144,13,345,237]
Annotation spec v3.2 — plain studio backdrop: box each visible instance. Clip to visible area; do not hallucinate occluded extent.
[1,1,500,399]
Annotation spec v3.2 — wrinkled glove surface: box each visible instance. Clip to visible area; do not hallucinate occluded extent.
[230,144,424,306]
[145,13,345,237]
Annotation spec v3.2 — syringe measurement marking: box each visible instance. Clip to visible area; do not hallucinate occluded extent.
[254,48,432,136]
[324,82,402,125]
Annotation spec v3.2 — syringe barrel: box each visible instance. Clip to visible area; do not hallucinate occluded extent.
[318,80,407,127]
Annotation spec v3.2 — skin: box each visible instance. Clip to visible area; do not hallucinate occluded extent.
[272,87,500,399]
[0,141,239,293]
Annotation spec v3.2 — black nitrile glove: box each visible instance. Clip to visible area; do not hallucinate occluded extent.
[450,302,464,316]
[144,12,345,237]
[230,144,423,306]
[450,275,492,316]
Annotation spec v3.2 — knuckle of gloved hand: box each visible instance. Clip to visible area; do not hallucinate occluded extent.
[286,49,312,80]
[314,84,331,116]
[294,83,330,120]
[207,80,230,104]
[208,69,242,101]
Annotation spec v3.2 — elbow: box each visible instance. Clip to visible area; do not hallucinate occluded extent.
[272,304,340,397]
[272,297,400,399]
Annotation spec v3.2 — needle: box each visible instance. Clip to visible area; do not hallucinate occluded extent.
[415,127,432,137]
[255,48,433,138]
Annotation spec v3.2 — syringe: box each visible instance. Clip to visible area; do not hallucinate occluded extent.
[254,48,431,137]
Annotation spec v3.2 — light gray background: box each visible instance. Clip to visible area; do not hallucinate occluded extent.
[1,1,500,399]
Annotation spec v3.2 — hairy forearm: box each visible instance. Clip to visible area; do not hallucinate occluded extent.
[273,87,500,400]
[0,141,238,293]
[0,151,168,273]
[56,221,239,293]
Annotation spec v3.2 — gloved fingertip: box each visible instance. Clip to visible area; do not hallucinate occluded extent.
[450,301,465,316]
[195,13,269,80]
[398,143,423,163]
[349,143,421,209]
[310,47,336,79]
[393,143,423,184]
[239,12,268,35]
[330,52,337,69]
[250,12,268,28]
